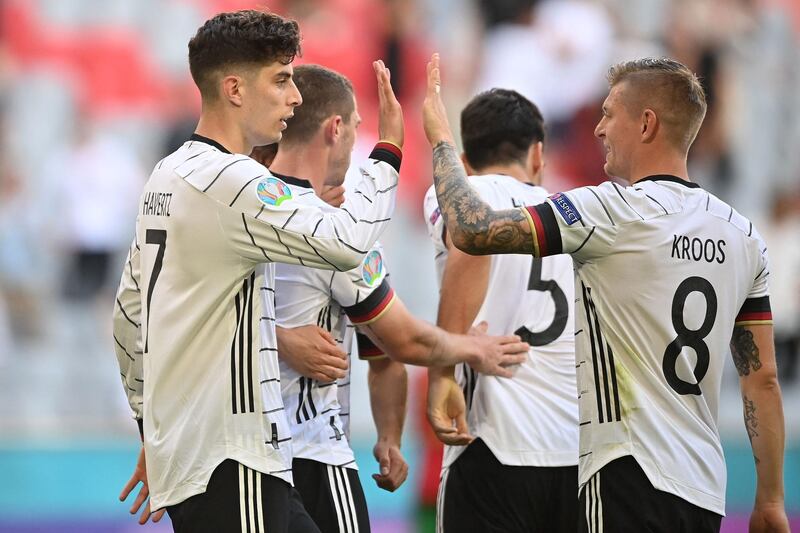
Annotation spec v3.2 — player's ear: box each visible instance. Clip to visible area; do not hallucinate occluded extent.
[322,115,342,145]
[641,108,658,143]
[527,141,544,178]
[460,153,476,175]
[221,75,244,107]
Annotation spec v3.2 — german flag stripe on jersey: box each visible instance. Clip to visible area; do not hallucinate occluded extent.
[343,279,396,325]
[522,203,563,257]
[356,332,387,360]
[735,296,773,326]
[369,141,403,173]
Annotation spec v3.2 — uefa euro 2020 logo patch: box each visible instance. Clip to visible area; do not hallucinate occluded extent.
[361,250,385,287]
[256,176,292,207]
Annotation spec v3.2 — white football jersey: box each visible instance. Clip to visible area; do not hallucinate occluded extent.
[112,136,401,509]
[423,174,579,468]
[274,179,395,470]
[521,175,772,515]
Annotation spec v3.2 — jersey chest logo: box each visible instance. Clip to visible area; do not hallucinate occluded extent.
[257,176,292,207]
[549,192,581,225]
[361,250,385,287]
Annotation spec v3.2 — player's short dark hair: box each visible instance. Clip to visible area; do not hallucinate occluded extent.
[188,10,301,99]
[280,64,355,145]
[460,88,545,171]
[607,58,707,152]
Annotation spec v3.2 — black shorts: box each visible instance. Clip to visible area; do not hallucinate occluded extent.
[292,458,370,533]
[166,459,292,533]
[438,438,578,533]
[579,455,722,533]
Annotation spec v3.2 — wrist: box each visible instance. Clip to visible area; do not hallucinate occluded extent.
[376,435,402,448]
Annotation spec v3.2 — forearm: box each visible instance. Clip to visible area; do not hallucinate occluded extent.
[368,359,407,445]
[731,324,785,504]
[432,141,533,255]
[366,316,478,368]
[741,378,785,504]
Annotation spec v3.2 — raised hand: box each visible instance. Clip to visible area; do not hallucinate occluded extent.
[373,59,404,148]
[372,440,409,492]
[427,369,473,446]
[276,325,348,382]
[119,445,166,525]
[468,322,528,378]
[422,53,455,146]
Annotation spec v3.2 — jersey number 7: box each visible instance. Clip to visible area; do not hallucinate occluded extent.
[144,229,167,353]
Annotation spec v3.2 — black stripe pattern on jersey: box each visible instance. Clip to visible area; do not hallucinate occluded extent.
[202,158,249,192]
[265,422,291,449]
[581,282,621,424]
[295,377,318,423]
[329,415,344,440]
[611,182,644,221]
[231,272,257,414]
[461,363,477,412]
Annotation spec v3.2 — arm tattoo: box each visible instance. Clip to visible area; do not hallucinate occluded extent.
[742,394,761,464]
[432,141,534,255]
[730,326,762,376]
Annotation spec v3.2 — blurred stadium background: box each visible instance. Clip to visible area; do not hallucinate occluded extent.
[0,0,798,531]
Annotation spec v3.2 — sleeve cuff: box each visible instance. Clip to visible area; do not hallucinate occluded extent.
[357,332,387,360]
[343,279,396,325]
[369,142,402,173]
[735,296,773,326]
[523,203,563,257]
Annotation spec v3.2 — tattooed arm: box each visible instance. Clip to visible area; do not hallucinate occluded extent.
[730,324,789,532]
[422,54,534,256]
[432,142,534,255]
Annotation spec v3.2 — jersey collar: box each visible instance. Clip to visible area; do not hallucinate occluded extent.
[637,175,701,189]
[269,171,313,189]
[189,133,231,154]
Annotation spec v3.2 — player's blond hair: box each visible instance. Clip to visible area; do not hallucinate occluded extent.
[608,58,707,152]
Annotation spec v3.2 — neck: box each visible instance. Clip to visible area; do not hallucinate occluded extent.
[628,148,690,184]
[195,105,249,155]
[269,144,329,195]
[472,162,539,185]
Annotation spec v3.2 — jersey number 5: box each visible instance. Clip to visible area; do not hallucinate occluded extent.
[514,258,569,346]
[663,276,717,395]
[144,229,167,353]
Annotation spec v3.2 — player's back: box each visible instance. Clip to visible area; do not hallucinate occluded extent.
[424,174,578,469]
[544,176,770,515]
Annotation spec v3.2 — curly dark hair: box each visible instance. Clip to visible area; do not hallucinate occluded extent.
[460,88,545,171]
[188,10,302,99]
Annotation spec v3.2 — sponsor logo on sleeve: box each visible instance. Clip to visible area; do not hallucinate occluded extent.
[361,250,385,287]
[256,176,292,207]
[549,193,581,225]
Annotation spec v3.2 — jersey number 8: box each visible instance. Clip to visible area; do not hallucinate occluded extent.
[663,276,717,395]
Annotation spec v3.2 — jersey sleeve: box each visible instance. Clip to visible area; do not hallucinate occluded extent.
[332,244,396,336]
[212,142,401,272]
[735,235,772,326]
[112,235,145,430]
[423,184,448,253]
[521,185,619,262]
[355,331,386,360]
